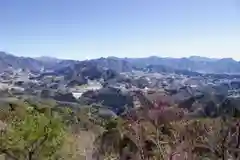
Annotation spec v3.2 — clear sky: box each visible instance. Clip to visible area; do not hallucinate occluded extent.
[0,0,240,60]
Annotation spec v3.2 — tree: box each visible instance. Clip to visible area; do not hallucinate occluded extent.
[0,106,66,160]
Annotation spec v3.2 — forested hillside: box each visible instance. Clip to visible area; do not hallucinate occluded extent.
[0,93,239,160]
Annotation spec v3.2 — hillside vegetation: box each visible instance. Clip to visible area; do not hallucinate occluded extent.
[0,94,239,160]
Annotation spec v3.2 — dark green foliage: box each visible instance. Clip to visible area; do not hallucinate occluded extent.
[53,92,78,103]
[81,87,134,115]
[40,89,53,98]
[0,100,66,160]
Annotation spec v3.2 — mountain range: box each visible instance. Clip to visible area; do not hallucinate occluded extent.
[1,51,240,75]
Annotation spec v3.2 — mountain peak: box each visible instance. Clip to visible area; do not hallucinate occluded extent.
[35,56,60,63]
[0,51,14,57]
[188,56,218,62]
[219,58,235,61]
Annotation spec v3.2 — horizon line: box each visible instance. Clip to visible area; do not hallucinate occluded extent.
[1,50,239,61]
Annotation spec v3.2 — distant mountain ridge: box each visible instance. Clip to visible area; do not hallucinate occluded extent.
[0,51,45,72]
[122,56,240,74]
[35,56,61,63]
[188,56,219,62]
[1,51,240,75]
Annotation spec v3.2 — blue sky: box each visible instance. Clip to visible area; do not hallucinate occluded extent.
[0,0,240,60]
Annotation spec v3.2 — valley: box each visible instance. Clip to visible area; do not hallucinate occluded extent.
[0,51,240,159]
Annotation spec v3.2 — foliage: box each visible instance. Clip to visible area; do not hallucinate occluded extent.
[1,90,240,160]
[0,105,66,160]
[92,91,240,160]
